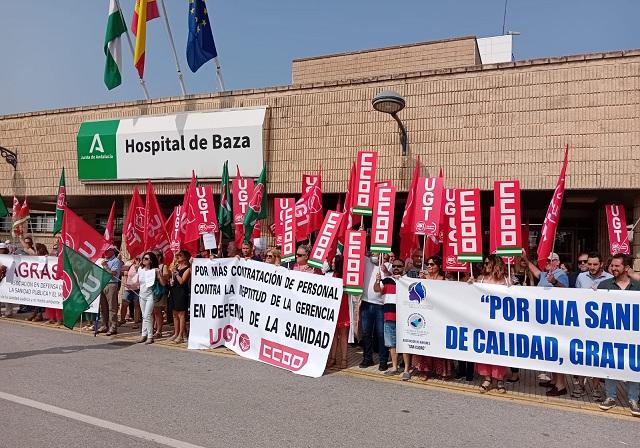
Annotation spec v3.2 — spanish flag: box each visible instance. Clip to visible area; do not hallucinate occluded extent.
[132,0,160,78]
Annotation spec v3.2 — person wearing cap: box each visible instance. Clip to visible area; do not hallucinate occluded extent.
[98,246,124,336]
[523,251,569,288]
[522,251,569,395]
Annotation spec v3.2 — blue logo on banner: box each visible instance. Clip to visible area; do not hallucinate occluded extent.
[408,313,426,330]
[409,282,427,303]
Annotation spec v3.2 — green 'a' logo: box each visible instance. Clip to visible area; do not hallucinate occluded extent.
[77,120,119,181]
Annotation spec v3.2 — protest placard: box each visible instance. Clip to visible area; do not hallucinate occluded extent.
[188,258,343,378]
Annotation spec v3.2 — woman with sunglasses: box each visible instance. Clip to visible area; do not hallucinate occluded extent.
[137,252,165,344]
[264,248,281,265]
[414,255,454,379]
[168,250,191,344]
[292,245,317,274]
[475,254,511,393]
[152,252,170,339]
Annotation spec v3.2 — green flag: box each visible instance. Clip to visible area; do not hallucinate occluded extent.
[0,197,7,218]
[53,168,66,234]
[218,160,233,238]
[243,164,267,243]
[62,245,111,329]
[104,0,127,90]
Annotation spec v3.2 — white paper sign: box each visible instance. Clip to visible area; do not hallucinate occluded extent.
[396,279,640,382]
[188,258,343,378]
[202,233,217,250]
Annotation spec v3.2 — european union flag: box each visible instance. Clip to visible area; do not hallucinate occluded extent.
[186,0,218,73]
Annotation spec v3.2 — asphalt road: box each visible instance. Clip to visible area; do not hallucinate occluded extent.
[0,321,636,448]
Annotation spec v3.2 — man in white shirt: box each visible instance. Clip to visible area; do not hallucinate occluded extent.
[575,252,613,289]
[572,252,612,398]
[358,254,388,371]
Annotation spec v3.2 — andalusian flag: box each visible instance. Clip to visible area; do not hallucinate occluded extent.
[243,164,267,243]
[104,0,127,90]
[218,160,233,238]
[132,0,160,78]
[0,197,7,218]
[62,245,111,329]
[53,168,66,235]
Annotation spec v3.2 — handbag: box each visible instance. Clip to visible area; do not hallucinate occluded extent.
[151,274,167,302]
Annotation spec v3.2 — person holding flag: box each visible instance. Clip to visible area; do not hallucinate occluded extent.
[97,246,124,336]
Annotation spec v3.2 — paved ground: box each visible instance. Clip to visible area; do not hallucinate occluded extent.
[0,320,637,448]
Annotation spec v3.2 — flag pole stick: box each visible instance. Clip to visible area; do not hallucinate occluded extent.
[114,0,150,100]
[213,57,226,91]
[158,0,187,96]
[421,234,426,271]
[619,216,640,249]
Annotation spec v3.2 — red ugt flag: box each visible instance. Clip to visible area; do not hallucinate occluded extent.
[124,186,145,259]
[399,158,420,260]
[143,181,173,264]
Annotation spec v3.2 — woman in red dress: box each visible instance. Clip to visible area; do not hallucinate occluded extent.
[473,255,510,393]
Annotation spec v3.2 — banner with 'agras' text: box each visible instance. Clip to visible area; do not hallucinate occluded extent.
[188,258,343,378]
[0,255,99,313]
[397,279,640,382]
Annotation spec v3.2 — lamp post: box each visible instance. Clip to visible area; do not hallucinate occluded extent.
[371,90,407,156]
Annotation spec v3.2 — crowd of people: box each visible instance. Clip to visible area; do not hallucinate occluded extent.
[0,235,638,417]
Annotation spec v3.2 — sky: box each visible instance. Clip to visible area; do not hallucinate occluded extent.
[0,0,637,115]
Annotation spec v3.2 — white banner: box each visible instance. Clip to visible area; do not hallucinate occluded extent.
[188,258,343,378]
[0,255,99,313]
[396,279,640,382]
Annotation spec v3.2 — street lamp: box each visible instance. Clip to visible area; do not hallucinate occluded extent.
[372,90,408,156]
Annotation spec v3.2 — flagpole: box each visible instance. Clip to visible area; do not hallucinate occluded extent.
[158,0,188,96]
[114,0,150,100]
[213,57,226,91]
[618,216,640,249]
[421,235,426,271]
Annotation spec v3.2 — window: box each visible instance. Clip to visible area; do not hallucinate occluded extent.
[95,215,124,233]
[0,214,55,233]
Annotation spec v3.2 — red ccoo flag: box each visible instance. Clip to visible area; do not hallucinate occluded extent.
[537,145,569,269]
[338,163,361,249]
[295,172,323,241]
[57,207,110,279]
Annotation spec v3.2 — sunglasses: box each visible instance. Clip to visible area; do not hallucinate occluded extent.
[578,260,588,264]
[266,254,274,258]
[392,264,404,268]
[426,262,436,267]
[296,253,306,257]
[143,257,150,260]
